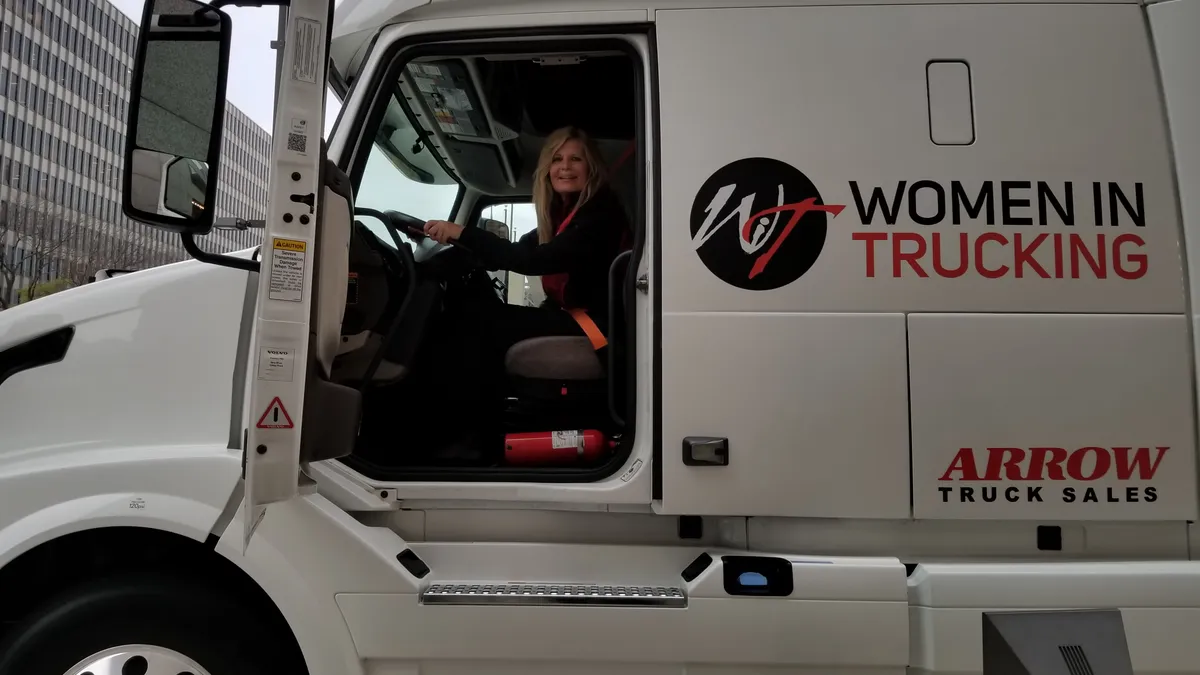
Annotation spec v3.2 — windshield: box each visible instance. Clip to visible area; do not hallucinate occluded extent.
[353,90,462,249]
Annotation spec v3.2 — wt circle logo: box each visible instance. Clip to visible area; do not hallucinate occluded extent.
[689,157,844,291]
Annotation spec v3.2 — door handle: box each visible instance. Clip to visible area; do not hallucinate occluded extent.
[683,437,729,466]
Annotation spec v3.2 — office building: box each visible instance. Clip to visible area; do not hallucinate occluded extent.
[0,0,271,306]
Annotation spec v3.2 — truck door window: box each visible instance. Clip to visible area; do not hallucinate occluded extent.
[479,201,543,306]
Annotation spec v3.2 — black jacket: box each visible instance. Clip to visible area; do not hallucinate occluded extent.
[457,186,631,331]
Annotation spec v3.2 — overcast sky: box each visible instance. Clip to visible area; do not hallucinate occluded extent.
[108,0,343,135]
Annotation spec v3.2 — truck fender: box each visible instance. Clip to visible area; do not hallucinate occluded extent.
[0,491,227,570]
[208,493,408,675]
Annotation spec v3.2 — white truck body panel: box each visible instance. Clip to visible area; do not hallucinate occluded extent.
[655,1,1195,520]
[2,0,1200,673]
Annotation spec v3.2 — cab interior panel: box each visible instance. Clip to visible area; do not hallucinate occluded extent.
[336,42,644,481]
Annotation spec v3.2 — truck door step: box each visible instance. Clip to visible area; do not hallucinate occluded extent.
[420,583,687,607]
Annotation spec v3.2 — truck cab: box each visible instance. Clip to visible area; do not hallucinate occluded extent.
[0,0,1199,673]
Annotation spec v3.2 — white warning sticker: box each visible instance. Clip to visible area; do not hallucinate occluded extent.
[269,238,306,302]
[552,430,580,449]
[257,347,295,382]
[290,17,321,84]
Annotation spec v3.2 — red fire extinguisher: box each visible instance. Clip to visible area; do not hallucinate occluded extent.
[505,429,608,465]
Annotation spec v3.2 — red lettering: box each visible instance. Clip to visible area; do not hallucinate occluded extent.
[1070,234,1106,279]
[984,447,1027,480]
[1113,446,1169,479]
[1114,233,1147,280]
[941,446,1168,481]
[1013,233,1050,278]
[1052,233,1064,278]
[892,232,928,277]
[974,233,1009,278]
[854,232,888,277]
[932,233,968,278]
[857,232,1149,280]
[939,448,980,480]
[1067,446,1110,480]
[1027,447,1068,480]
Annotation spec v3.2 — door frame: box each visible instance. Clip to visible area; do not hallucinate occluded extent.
[327,17,662,499]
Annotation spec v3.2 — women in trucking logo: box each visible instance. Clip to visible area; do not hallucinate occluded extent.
[937,445,1170,504]
[689,157,845,291]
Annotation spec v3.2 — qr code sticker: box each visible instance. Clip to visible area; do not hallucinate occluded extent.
[287,132,306,154]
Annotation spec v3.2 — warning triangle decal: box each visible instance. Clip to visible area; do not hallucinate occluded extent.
[256,396,294,429]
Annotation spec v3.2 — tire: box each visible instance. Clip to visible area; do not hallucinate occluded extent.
[0,572,305,675]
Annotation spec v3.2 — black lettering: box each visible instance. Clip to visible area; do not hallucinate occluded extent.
[1107,487,1121,503]
[909,180,945,226]
[1028,486,1043,502]
[1126,487,1140,503]
[1006,486,1021,502]
[1063,487,1077,502]
[952,181,994,224]
[1108,183,1145,227]
[1083,487,1099,503]
[1002,181,1033,225]
[1145,486,1158,503]
[1093,182,1104,226]
[982,486,998,502]
[939,487,953,502]
[851,181,905,225]
[1037,181,1074,226]
[961,486,976,503]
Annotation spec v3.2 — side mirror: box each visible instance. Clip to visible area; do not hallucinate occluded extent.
[481,218,510,240]
[121,0,231,236]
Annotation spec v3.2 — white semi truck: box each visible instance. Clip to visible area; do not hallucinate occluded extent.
[0,0,1198,673]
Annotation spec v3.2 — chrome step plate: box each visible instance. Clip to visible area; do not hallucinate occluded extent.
[421,583,687,607]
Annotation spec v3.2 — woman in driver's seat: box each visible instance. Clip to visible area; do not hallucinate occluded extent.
[422,126,631,455]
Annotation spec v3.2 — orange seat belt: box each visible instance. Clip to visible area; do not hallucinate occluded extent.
[568,307,608,350]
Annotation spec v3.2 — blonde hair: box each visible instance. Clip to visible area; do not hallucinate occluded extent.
[532,126,608,244]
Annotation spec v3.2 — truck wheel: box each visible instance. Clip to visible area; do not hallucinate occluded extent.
[0,573,302,675]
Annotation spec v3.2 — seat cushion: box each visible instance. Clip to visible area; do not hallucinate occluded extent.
[505,336,604,380]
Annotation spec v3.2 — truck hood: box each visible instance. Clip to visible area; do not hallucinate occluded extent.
[0,249,256,353]
[0,251,255,457]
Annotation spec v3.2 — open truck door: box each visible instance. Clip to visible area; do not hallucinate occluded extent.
[120,0,340,551]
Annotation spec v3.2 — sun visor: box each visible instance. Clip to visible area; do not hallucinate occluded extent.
[405,60,491,139]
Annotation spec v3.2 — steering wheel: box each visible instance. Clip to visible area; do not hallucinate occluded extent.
[381,209,429,244]
[350,207,420,391]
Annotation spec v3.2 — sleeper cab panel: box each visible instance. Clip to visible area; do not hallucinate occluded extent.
[908,561,1200,675]
[659,312,910,519]
[908,313,1197,521]
[655,2,1182,316]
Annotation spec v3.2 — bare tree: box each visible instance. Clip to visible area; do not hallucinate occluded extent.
[0,197,78,309]
[0,197,171,308]
[65,227,159,287]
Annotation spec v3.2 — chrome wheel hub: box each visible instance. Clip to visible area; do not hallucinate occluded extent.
[66,645,211,675]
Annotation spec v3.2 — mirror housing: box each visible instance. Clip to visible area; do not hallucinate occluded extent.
[481,218,510,240]
[121,0,232,236]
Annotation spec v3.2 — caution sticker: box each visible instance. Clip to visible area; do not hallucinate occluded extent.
[269,237,306,302]
[256,396,294,429]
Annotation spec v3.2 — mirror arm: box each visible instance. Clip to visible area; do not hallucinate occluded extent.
[210,0,291,7]
[181,233,262,274]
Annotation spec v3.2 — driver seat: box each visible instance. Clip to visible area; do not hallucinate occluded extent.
[505,337,604,381]
[502,250,632,429]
